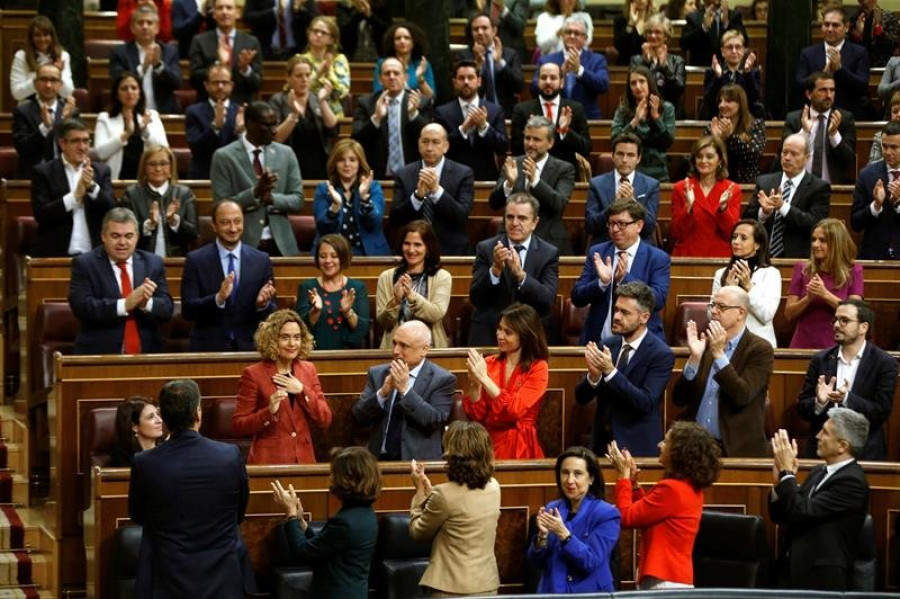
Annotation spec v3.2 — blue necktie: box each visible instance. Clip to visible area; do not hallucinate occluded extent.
[387,98,403,176]
[227,252,237,303]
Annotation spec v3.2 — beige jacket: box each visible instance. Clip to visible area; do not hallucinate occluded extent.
[376,267,451,349]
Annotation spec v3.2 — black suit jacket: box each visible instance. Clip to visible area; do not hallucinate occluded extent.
[745,171,832,258]
[769,461,869,591]
[797,343,898,460]
[851,159,900,259]
[796,42,871,118]
[130,430,256,599]
[68,247,174,354]
[122,183,200,256]
[680,7,746,66]
[468,233,559,345]
[510,97,591,170]
[188,30,263,104]
[242,0,318,57]
[782,108,857,185]
[109,40,181,114]
[453,47,524,115]
[185,100,239,179]
[391,158,475,256]
[12,96,79,179]
[352,90,428,180]
[434,98,508,181]
[30,159,116,257]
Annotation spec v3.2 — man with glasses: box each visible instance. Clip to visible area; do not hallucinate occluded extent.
[571,199,669,345]
[796,299,897,460]
[700,29,763,119]
[673,285,773,457]
[186,64,242,179]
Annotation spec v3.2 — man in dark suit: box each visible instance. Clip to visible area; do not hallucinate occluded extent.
[575,281,674,457]
[68,207,173,355]
[110,4,181,114]
[453,13,524,115]
[795,5,871,119]
[586,133,660,247]
[30,119,116,258]
[851,121,900,259]
[673,285,773,457]
[434,59,508,182]
[211,101,303,256]
[189,0,263,104]
[172,0,215,59]
[181,199,277,351]
[12,63,78,179]
[783,72,857,185]
[745,133,831,258]
[469,192,559,345]
[243,0,318,58]
[533,14,609,119]
[352,320,456,461]
[490,115,575,254]
[186,64,241,179]
[797,299,898,460]
[510,62,591,171]
[679,0,746,66]
[391,123,475,256]
[352,57,429,180]
[769,409,870,591]
[130,379,256,599]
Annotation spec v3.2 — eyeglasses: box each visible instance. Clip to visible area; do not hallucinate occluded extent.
[145,160,170,168]
[563,29,586,37]
[607,220,637,230]
[722,44,744,51]
[208,80,233,87]
[831,316,859,325]
[707,302,742,313]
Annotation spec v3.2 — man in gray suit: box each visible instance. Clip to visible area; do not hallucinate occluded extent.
[352,320,457,461]
[210,101,303,256]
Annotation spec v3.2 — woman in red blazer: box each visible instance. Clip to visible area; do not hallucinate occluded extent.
[606,422,722,589]
[232,309,333,464]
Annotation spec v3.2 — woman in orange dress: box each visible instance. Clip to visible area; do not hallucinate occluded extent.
[463,303,549,459]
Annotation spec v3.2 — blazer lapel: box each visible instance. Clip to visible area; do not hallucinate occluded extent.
[411,361,433,396]
[98,250,121,297]
[132,252,146,285]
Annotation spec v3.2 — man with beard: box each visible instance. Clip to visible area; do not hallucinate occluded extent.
[851,120,900,259]
[574,281,674,457]
[453,13,524,115]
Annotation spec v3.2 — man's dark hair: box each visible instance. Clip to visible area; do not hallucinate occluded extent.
[883,121,900,137]
[158,379,201,433]
[608,198,646,221]
[59,118,89,139]
[822,4,847,23]
[211,198,241,220]
[615,281,655,314]
[838,298,875,328]
[244,100,274,123]
[611,132,643,156]
[452,59,479,77]
[804,71,835,93]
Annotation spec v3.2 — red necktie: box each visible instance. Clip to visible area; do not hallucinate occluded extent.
[221,32,233,66]
[117,261,141,354]
[253,148,263,177]
[544,101,554,123]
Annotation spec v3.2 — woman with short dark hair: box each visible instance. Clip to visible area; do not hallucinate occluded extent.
[110,396,165,467]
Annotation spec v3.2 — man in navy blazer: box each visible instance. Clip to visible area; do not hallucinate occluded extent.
[575,282,675,457]
[186,64,240,179]
[434,60,508,182]
[242,0,318,58]
[851,121,900,259]
[68,208,173,355]
[572,200,669,345]
[131,379,256,599]
[110,5,181,114]
[795,6,871,118]
[797,299,898,461]
[181,200,277,351]
[452,13,525,115]
[533,15,608,119]
[586,133,660,247]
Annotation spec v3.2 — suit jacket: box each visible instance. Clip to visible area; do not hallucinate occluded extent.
[122,183,199,257]
[68,247,173,354]
[586,171,661,246]
[130,430,255,599]
[574,332,675,457]
[434,98,508,182]
[673,328,773,457]
[351,90,428,179]
[488,154,576,255]
[185,99,239,179]
[453,46,524,115]
[172,0,214,58]
[851,160,900,259]
[510,97,591,169]
[109,40,181,114]
[571,240,670,344]
[468,233,559,345]
[232,359,333,464]
[534,49,609,119]
[745,171,831,258]
[782,108,857,185]
[30,159,116,257]
[409,478,501,595]
[12,96,80,179]
[188,30,263,104]
[769,461,869,591]
[313,180,391,256]
[376,267,451,349]
[391,158,474,256]
[180,241,276,351]
[797,343,898,460]
[210,139,303,256]
[351,359,456,461]
[680,7,745,66]
[242,0,317,57]
[796,42,871,118]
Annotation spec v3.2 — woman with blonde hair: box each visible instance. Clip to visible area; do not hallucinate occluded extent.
[300,15,351,117]
[9,15,74,101]
[630,13,686,111]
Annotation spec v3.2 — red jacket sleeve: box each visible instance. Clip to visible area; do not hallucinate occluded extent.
[669,180,692,243]
[296,361,333,429]
[482,358,549,426]
[615,478,680,528]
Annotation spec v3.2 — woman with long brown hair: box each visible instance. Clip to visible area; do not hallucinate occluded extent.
[10,15,74,101]
[706,83,765,184]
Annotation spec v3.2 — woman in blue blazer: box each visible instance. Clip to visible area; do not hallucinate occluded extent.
[527,446,621,593]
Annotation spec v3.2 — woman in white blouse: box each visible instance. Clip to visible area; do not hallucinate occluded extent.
[92,72,168,180]
[711,220,781,347]
[9,16,74,102]
[535,0,594,57]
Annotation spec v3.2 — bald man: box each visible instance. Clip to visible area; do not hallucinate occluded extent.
[352,320,457,461]
[390,123,475,255]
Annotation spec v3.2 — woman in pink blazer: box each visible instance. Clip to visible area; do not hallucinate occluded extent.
[232,310,333,464]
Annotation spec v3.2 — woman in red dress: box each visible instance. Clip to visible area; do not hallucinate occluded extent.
[463,303,549,460]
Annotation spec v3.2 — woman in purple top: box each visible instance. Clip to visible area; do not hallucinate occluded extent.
[784,218,864,349]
